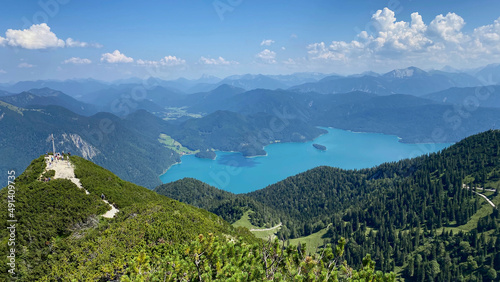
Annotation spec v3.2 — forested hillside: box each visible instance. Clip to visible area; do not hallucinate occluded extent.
[0,88,99,116]
[0,102,179,188]
[156,130,500,281]
[0,155,393,281]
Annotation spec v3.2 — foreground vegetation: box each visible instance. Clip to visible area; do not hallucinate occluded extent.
[0,155,393,281]
[157,130,500,281]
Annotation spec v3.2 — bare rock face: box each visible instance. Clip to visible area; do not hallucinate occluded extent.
[60,133,101,159]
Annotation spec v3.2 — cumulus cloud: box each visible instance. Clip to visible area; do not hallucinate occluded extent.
[63,57,92,64]
[3,24,64,49]
[471,17,500,54]
[428,12,466,43]
[100,50,134,63]
[474,17,500,43]
[260,39,275,46]
[256,49,277,64]
[137,55,186,66]
[0,24,99,50]
[18,62,34,68]
[307,8,500,70]
[199,56,238,65]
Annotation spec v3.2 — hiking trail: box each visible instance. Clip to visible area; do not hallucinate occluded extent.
[44,156,119,218]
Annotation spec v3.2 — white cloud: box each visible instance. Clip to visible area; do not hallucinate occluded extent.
[0,69,6,74]
[63,57,92,64]
[65,38,88,48]
[471,17,500,55]
[0,24,98,50]
[137,55,186,66]
[4,24,64,49]
[368,8,432,51]
[18,62,34,68]
[306,8,500,70]
[428,12,466,43]
[199,56,238,65]
[65,38,101,48]
[260,39,275,46]
[474,17,500,43]
[162,55,186,66]
[256,49,277,64]
[100,50,134,63]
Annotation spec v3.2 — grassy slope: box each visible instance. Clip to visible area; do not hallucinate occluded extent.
[233,210,282,240]
[158,133,197,155]
[439,190,500,235]
[233,210,330,254]
[436,167,500,235]
[288,225,331,255]
[0,156,257,281]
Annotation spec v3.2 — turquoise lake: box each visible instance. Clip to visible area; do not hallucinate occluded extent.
[160,128,452,194]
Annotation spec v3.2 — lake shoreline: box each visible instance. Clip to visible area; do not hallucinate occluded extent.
[159,128,452,194]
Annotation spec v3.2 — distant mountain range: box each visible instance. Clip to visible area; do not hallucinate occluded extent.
[0,88,99,116]
[0,78,110,98]
[187,73,330,93]
[1,65,498,98]
[1,64,500,187]
[0,96,324,186]
[423,85,500,109]
[211,89,500,143]
[290,67,484,95]
[473,64,500,85]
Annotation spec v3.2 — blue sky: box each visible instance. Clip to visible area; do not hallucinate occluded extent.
[0,0,499,82]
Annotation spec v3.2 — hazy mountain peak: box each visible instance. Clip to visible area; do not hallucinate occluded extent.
[27,87,65,97]
[383,66,426,78]
[212,83,245,92]
[348,71,380,78]
[440,65,461,73]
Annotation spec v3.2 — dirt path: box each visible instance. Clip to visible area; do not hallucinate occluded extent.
[463,184,496,208]
[250,222,282,232]
[101,200,120,218]
[474,192,496,208]
[44,156,119,218]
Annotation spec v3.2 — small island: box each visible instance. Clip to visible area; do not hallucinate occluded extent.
[312,143,327,151]
[195,150,216,160]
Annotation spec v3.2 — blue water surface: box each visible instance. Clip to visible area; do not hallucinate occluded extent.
[160,128,451,194]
